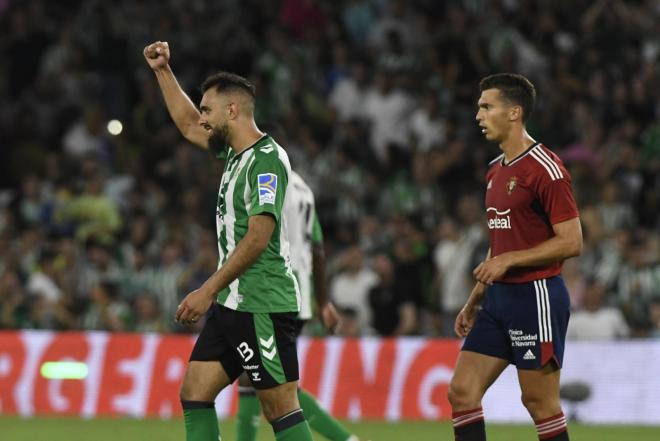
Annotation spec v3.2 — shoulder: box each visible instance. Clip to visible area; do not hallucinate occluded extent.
[524,143,570,183]
[251,138,291,170]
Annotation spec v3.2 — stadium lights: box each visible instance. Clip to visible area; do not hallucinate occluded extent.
[107,119,123,136]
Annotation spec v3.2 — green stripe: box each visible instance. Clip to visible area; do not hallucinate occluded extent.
[254,313,286,384]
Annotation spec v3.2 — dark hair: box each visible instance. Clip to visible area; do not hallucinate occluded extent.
[201,71,256,99]
[479,73,536,122]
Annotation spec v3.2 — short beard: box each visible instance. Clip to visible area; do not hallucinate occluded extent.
[208,123,231,154]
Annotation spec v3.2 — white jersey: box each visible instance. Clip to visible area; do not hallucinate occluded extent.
[284,171,322,320]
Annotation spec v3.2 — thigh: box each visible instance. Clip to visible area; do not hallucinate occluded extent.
[518,362,561,396]
[180,360,232,402]
[189,303,244,382]
[517,362,562,418]
[462,288,513,363]
[228,310,300,390]
[452,350,509,398]
[507,277,570,370]
[255,380,300,422]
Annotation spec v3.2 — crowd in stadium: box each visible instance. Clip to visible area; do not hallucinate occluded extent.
[1,0,658,338]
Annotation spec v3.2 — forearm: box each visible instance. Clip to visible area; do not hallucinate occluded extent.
[199,233,267,297]
[504,234,581,269]
[311,243,329,306]
[464,281,488,309]
[153,65,207,148]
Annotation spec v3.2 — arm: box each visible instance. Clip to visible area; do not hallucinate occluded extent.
[143,41,209,149]
[175,214,275,323]
[394,302,417,336]
[473,217,583,285]
[312,241,341,332]
[454,249,491,337]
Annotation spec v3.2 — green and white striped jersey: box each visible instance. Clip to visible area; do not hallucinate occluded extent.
[214,135,300,313]
[284,171,324,320]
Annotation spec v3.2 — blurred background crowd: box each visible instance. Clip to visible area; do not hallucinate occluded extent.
[1,0,658,338]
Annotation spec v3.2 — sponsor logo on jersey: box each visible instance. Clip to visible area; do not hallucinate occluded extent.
[258,173,277,205]
[523,349,536,360]
[486,207,512,230]
[509,329,538,348]
[506,176,518,195]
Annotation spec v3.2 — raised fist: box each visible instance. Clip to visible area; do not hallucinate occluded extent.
[143,41,170,70]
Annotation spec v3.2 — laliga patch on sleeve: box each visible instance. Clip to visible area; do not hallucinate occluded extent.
[258,173,278,205]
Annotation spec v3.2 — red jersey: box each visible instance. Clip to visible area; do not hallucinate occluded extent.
[484,142,579,283]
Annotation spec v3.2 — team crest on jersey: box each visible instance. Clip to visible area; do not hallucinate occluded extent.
[506,176,518,195]
[258,173,278,205]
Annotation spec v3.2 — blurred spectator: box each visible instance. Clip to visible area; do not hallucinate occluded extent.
[82,281,131,331]
[330,245,378,335]
[132,292,168,333]
[567,281,630,340]
[0,0,658,336]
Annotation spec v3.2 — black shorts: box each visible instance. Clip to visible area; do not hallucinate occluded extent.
[190,303,299,389]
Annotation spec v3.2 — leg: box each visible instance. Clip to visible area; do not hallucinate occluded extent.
[518,364,569,440]
[448,351,509,411]
[297,387,355,441]
[256,381,313,441]
[515,277,571,440]
[236,372,262,441]
[183,303,243,441]
[448,351,509,441]
[180,360,232,441]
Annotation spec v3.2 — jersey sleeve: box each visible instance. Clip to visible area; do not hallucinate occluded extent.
[247,152,288,222]
[310,209,324,244]
[535,168,579,225]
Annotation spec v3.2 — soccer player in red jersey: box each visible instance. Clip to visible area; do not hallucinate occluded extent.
[448,74,583,441]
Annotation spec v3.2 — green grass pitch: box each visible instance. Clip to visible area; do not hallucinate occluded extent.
[1,417,659,440]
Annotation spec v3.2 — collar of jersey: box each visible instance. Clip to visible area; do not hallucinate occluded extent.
[230,134,270,159]
[501,141,540,167]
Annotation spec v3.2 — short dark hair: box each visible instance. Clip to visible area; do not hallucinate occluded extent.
[479,73,536,122]
[201,71,256,99]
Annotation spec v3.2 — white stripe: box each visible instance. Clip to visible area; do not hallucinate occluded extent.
[538,421,567,434]
[534,147,563,179]
[454,413,485,427]
[276,143,301,312]
[244,155,257,213]
[452,411,484,424]
[489,153,504,165]
[538,418,566,430]
[223,151,254,309]
[535,281,545,342]
[543,279,553,341]
[530,150,559,180]
[538,280,549,342]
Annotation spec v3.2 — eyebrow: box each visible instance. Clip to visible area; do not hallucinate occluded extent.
[199,105,211,113]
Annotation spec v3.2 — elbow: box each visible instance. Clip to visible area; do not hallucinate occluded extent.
[567,237,583,258]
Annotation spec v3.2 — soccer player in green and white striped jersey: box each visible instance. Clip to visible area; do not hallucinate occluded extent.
[144,41,313,441]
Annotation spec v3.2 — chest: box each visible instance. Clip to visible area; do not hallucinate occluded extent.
[485,166,535,211]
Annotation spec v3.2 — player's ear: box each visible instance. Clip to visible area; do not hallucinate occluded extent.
[227,102,239,120]
[509,105,522,122]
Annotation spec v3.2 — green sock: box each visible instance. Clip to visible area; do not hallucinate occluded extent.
[182,401,220,441]
[298,389,352,441]
[271,409,313,441]
[237,389,262,441]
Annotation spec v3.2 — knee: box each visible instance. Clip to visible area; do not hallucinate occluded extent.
[448,377,479,410]
[521,392,559,419]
